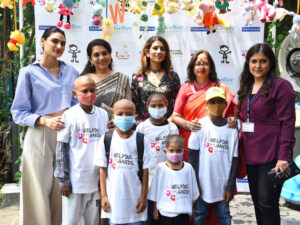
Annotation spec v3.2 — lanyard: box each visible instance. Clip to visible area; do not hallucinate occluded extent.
[247,93,256,122]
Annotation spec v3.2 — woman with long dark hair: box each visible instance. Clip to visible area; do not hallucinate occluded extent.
[11,27,79,225]
[131,36,181,121]
[82,39,131,129]
[238,43,295,225]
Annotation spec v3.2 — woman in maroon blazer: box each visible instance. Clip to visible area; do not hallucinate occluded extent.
[238,43,295,225]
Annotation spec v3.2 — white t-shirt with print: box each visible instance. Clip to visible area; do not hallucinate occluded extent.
[57,104,108,193]
[94,130,156,224]
[136,119,179,185]
[188,116,238,203]
[148,162,199,217]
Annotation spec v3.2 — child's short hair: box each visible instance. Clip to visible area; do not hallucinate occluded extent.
[147,92,167,105]
[166,134,185,149]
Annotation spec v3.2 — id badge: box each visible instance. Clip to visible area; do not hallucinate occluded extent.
[242,122,254,132]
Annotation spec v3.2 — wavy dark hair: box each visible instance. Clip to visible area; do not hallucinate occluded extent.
[187,50,218,83]
[81,39,113,75]
[237,43,277,115]
[139,36,172,74]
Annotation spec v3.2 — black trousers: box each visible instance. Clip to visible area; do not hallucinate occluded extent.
[158,213,189,225]
[246,161,283,225]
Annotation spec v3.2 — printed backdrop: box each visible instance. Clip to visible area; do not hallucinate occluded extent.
[34,0,264,95]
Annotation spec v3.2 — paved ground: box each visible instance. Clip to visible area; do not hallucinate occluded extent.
[0,192,300,225]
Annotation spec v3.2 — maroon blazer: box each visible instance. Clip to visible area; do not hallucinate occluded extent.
[240,78,296,165]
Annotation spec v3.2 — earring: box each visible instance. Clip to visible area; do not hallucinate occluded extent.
[90,62,94,68]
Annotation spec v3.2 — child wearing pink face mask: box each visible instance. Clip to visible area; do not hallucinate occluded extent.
[55,76,109,225]
[148,134,199,225]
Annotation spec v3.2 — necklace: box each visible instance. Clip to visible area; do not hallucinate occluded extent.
[149,68,162,73]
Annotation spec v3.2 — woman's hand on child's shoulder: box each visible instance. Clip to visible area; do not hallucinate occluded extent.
[227,116,237,129]
[136,195,147,213]
[61,186,72,197]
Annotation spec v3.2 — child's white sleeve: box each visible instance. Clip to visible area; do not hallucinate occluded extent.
[191,165,200,201]
[57,112,70,143]
[143,138,156,169]
[233,129,239,157]
[136,122,143,133]
[188,131,200,151]
[148,165,159,201]
[94,135,107,167]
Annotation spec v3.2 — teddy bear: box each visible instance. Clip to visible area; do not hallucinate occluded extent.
[0,0,14,9]
[7,30,25,51]
[181,0,193,11]
[91,3,103,26]
[44,0,57,13]
[101,18,115,40]
[152,0,165,18]
[252,0,276,23]
[130,0,146,14]
[166,0,179,14]
[289,15,300,40]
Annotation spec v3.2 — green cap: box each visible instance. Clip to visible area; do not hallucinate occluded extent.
[206,87,226,101]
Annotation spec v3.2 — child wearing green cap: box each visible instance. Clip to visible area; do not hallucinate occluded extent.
[188,87,239,225]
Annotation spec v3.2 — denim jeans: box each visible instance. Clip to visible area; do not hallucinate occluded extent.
[194,198,232,225]
[108,220,143,225]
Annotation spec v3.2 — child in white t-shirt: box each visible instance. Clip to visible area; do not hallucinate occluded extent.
[136,93,178,225]
[188,87,238,225]
[94,99,155,225]
[55,76,109,225]
[148,134,200,225]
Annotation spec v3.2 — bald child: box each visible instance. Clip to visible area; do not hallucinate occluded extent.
[94,99,156,225]
[55,76,109,225]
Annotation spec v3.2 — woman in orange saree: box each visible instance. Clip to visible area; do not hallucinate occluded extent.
[171,50,236,225]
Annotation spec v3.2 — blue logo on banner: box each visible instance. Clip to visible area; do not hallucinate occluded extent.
[190,27,208,32]
[39,25,55,30]
[242,27,260,32]
[114,25,132,32]
[89,26,102,31]
[140,26,156,31]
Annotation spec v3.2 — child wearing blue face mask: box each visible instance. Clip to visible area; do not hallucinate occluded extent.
[136,93,178,225]
[94,99,156,225]
[148,135,200,225]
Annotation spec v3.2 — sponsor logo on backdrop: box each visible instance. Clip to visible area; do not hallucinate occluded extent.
[241,50,247,59]
[140,26,156,31]
[116,45,130,59]
[40,24,83,31]
[68,44,81,63]
[190,50,198,56]
[89,26,102,31]
[39,25,55,30]
[190,27,208,32]
[114,25,133,32]
[170,49,183,57]
[242,27,260,32]
[216,26,234,32]
[165,25,184,31]
[219,45,231,64]
[219,77,233,85]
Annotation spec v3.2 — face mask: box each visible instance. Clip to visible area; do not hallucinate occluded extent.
[77,92,96,106]
[148,107,167,119]
[166,152,183,163]
[113,115,136,132]
[207,103,226,117]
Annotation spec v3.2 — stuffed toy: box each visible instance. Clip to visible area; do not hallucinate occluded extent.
[215,0,230,14]
[7,30,25,51]
[181,0,193,11]
[130,0,146,14]
[193,3,204,26]
[91,2,103,26]
[251,0,276,23]
[0,0,14,9]
[152,0,165,18]
[166,0,179,14]
[198,0,229,34]
[267,8,294,22]
[156,16,166,34]
[289,15,300,40]
[44,0,58,13]
[57,0,74,30]
[101,18,115,40]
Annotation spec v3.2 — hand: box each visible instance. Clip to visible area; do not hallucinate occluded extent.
[101,195,111,213]
[61,186,72,197]
[227,116,237,129]
[136,196,147,213]
[224,191,233,202]
[107,120,115,131]
[153,206,159,220]
[275,160,291,177]
[188,119,201,131]
[41,116,65,131]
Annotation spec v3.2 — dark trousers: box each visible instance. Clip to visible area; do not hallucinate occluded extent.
[246,161,283,225]
[159,213,189,225]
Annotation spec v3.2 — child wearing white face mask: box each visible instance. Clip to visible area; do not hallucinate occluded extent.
[148,135,200,225]
[136,93,178,225]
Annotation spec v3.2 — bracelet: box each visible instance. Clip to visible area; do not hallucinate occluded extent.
[183,120,189,130]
